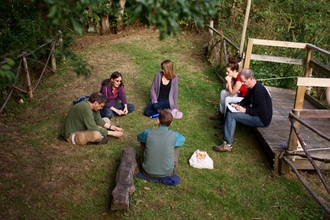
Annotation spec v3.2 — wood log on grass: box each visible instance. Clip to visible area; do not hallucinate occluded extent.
[111,146,137,210]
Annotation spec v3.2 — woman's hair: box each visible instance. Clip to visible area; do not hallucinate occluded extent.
[226,57,240,72]
[109,71,124,87]
[161,60,176,80]
[158,109,173,126]
[89,92,107,104]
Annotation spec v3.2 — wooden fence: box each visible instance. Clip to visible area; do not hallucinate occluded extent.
[243,38,330,153]
[0,31,62,113]
[206,25,240,77]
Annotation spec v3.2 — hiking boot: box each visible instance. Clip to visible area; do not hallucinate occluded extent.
[213,123,223,129]
[89,137,108,145]
[213,141,232,152]
[209,112,224,121]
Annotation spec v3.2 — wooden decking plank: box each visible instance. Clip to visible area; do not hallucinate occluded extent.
[254,86,330,171]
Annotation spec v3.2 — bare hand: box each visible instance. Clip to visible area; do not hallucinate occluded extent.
[231,104,245,113]
[116,110,126,115]
[225,75,232,83]
[112,126,123,132]
[109,130,123,137]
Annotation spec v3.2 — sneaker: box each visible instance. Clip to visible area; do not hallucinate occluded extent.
[209,112,224,121]
[213,141,232,152]
[89,137,108,145]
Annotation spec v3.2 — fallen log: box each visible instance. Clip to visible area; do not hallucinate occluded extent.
[111,146,137,210]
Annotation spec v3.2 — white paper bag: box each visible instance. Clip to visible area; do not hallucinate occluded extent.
[189,150,213,169]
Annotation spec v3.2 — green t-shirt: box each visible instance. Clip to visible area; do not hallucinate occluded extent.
[61,100,107,139]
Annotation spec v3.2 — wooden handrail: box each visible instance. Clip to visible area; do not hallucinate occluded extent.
[207,25,239,51]
[306,44,330,56]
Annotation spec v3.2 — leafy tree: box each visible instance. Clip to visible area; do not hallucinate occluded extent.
[0,0,220,83]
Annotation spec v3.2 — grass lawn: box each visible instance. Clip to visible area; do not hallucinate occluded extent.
[0,27,329,220]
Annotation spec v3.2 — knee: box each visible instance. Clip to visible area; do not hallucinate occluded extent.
[144,108,152,116]
[128,104,135,113]
[144,103,154,116]
[102,110,113,119]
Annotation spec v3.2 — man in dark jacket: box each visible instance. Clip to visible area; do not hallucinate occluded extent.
[213,68,273,152]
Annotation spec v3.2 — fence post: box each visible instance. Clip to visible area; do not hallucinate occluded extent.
[22,52,33,98]
[51,40,56,72]
[305,48,312,95]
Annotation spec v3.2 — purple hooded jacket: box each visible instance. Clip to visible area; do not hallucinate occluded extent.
[100,79,128,109]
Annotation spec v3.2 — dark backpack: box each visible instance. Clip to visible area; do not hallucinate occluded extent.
[73,95,89,105]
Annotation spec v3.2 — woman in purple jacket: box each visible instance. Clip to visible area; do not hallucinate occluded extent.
[100,71,135,118]
[145,60,181,117]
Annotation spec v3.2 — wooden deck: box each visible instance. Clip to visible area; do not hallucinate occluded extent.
[255,86,330,172]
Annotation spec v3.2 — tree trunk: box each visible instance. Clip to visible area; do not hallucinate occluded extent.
[87,7,96,33]
[100,16,110,35]
[116,0,126,33]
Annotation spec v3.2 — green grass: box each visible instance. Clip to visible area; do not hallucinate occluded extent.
[0,29,329,220]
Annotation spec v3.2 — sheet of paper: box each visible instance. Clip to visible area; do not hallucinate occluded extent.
[227,104,239,113]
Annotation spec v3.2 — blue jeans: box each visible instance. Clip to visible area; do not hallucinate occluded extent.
[144,99,170,116]
[100,103,135,118]
[223,109,265,145]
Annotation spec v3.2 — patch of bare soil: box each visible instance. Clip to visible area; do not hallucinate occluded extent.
[73,23,152,51]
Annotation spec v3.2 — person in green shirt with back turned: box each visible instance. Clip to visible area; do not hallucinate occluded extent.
[61,92,123,145]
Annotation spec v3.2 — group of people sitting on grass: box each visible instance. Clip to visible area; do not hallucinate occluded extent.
[60,58,273,186]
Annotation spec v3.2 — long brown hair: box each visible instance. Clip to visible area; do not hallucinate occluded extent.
[226,57,240,72]
[161,60,176,80]
[103,71,124,87]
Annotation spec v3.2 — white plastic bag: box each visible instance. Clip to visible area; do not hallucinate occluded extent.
[189,150,213,169]
[171,109,183,119]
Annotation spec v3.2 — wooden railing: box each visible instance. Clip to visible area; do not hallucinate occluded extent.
[0,31,62,113]
[243,38,330,152]
[206,25,240,78]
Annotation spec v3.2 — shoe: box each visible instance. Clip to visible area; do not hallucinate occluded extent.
[89,137,108,145]
[214,133,222,138]
[209,112,224,121]
[213,141,232,152]
[213,123,223,129]
[57,134,65,141]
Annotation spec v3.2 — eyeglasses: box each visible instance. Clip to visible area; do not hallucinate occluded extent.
[115,80,122,83]
[98,102,105,107]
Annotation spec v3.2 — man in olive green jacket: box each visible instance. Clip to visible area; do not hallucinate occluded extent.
[61,92,123,145]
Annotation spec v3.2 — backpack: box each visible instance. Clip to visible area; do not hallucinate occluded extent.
[73,95,89,105]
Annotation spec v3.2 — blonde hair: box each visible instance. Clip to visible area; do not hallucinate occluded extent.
[161,60,176,80]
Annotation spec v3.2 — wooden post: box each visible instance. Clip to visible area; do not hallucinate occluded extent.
[243,38,254,68]
[239,0,252,57]
[305,48,312,95]
[280,83,306,174]
[51,41,56,73]
[111,146,137,210]
[22,53,33,98]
